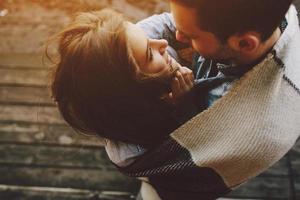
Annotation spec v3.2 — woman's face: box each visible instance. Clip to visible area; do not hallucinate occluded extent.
[126,22,181,76]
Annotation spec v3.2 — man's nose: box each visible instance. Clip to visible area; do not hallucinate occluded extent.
[176,30,190,44]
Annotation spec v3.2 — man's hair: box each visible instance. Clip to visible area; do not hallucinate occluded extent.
[171,0,293,43]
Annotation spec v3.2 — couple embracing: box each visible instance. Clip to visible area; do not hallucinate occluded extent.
[48,0,300,199]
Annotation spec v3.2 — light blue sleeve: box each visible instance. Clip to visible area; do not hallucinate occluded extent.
[136,13,176,42]
[137,12,189,64]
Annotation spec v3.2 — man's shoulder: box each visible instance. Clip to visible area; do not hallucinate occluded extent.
[274,5,300,90]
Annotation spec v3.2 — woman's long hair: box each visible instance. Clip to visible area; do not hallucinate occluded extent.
[46,9,179,148]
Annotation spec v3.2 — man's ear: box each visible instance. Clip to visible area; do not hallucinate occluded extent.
[228,32,260,54]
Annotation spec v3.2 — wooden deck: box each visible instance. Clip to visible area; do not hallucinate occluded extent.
[0,2,300,198]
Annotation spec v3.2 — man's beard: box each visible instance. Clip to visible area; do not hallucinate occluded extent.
[205,44,237,65]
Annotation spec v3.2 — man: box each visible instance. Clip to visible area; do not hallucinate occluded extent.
[112,0,300,199]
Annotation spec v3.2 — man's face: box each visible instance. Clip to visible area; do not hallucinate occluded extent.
[170,2,236,61]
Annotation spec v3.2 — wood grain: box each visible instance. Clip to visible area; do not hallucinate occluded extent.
[0,86,53,105]
[0,105,63,124]
[0,166,139,192]
[0,123,105,146]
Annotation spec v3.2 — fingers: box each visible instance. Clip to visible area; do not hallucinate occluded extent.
[176,71,187,90]
[177,67,194,89]
[171,76,180,98]
[170,66,194,100]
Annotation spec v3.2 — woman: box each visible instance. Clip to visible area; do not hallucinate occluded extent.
[47,8,196,152]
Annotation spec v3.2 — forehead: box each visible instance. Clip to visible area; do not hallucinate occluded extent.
[125,22,148,67]
[170,2,202,36]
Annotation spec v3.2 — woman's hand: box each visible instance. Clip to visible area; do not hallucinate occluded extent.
[163,66,194,105]
[171,67,194,99]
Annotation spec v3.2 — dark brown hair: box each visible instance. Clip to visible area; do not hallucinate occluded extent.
[171,0,293,43]
[46,9,179,148]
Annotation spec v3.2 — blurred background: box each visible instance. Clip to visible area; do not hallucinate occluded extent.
[0,0,299,200]
[0,0,170,55]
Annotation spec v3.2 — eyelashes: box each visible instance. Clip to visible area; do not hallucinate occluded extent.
[149,47,153,61]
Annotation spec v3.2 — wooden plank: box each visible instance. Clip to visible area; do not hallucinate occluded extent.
[290,140,300,176]
[0,105,63,124]
[218,198,266,200]
[217,197,264,200]
[0,68,49,87]
[0,185,98,200]
[0,54,45,68]
[111,0,148,21]
[0,166,140,192]
[0,86,53,105]
[0,185,135,200]
[0,144,111,169]
[0,123,105,146]
[261,156,289,176]
[226,177,290,199]
[296,177,300,199]
[295,1,300,13]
